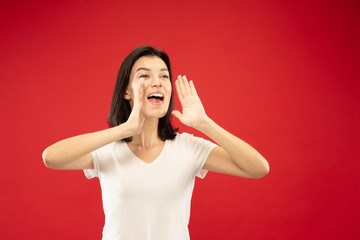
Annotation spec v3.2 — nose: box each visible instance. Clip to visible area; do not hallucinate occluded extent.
[151,76,162,87]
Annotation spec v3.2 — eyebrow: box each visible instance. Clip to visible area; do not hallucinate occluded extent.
[135,67,169,72]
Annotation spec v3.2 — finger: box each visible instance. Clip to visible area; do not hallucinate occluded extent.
[189,80,198,96]
[133,79,140,102]
[172,110,182,120]
[134,78,144,107]
[138,78,145,101]
[177,75,186,98]
[175,78,183,103]
[183,75,192,96]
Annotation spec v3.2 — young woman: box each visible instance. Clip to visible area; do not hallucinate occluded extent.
[42,46,269,240]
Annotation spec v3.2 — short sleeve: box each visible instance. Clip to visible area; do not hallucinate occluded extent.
[182,133,218,179]
[83,151,99,179]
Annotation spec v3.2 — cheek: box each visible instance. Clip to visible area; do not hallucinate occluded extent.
[166,82,172,97]
[127,87,134,101]
[128,80,149,97]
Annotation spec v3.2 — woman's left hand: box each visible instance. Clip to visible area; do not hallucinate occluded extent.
[172,75,209,130]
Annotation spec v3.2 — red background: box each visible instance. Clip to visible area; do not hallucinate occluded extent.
[1,0,359,239]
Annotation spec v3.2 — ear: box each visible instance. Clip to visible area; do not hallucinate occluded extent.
[124,90,131,101]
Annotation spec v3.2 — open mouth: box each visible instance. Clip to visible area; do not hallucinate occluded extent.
[147,93,164,105]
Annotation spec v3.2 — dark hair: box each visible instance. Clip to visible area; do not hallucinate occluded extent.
[108,45,178,142]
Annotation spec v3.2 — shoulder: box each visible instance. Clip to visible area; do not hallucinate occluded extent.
[173,132,194,143]
[173,132,216,147]
[168,132,194,149]
[175,132,192,138]
[94,140,123,155]
[92,141,127,168]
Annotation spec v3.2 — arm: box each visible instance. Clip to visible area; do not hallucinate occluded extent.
[43,78,146,170]
[43,124,133,170]
[172,75,269,178]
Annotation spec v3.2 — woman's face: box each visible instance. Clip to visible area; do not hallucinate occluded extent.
[125,56,172,119]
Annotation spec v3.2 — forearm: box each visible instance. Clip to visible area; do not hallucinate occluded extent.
[43,122,133,167]
[197,117,269,176]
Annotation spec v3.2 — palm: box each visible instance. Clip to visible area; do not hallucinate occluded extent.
[126,78,146,134]
[173,75,208,129]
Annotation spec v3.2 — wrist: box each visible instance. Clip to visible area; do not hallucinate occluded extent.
[195,116,213,132]
[115,122,135,139]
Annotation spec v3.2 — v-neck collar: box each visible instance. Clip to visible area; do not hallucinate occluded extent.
[124,140,168,166]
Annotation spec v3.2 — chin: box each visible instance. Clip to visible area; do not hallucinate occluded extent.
[144,109,168,119]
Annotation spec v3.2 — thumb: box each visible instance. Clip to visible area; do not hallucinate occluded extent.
[172,110,182,120]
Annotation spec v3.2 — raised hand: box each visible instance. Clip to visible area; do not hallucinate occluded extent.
[172,75,209,130]
[125,78,146,135]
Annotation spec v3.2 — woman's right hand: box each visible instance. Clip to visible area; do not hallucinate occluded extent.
[42,79,146,170]
[125,78,146,135]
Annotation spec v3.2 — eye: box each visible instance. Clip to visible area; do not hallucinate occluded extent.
[140,74,149,79]
[161,75,169,79]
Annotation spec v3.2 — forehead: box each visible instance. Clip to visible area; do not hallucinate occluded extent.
[131,56,167,72]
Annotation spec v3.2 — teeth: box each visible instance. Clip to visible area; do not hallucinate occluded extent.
[148,93,164,98]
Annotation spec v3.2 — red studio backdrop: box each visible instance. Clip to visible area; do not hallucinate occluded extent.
[0,0,359,239]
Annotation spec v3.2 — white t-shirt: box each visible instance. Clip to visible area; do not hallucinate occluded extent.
[84,132,218,240]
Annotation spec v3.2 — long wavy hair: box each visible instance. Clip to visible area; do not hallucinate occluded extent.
[107,45,178,142]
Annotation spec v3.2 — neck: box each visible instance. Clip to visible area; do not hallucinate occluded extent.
[130,117,163,149]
